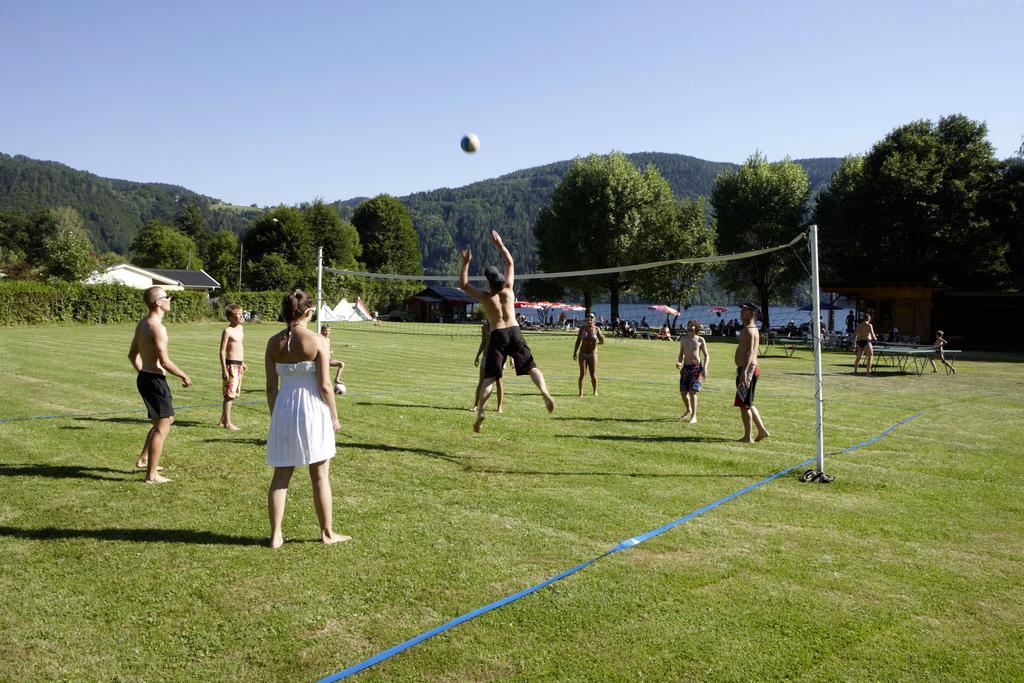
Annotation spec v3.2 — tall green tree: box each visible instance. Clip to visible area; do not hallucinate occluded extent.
[302,200,361,268]
[42,207,98,281]
[131,220,204,270]
[814,114,1003,290]
[247,253,305,293]
[175,204,213,258]
[302,199,364,304]
[630,196,716,309]
[535,152,712,317]
[351,194,423,310]
[242,207,316,291]
[986,140,1024,290]
[205,229,240,292]
[711,153,810,331]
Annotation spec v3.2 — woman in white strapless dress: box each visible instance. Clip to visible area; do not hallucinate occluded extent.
[264,290,350,549]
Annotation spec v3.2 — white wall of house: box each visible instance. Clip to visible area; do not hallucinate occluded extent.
[85,265,182,290]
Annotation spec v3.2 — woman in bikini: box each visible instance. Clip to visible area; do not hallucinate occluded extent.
[573,312,605,396]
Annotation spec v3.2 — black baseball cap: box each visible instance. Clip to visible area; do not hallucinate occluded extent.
[739,302,760,316]
[484,265,505,290]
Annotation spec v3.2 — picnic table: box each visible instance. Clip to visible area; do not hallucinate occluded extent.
[871,343,961,375]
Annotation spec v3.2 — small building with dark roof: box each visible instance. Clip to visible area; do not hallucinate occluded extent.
[405,286,476,323]
[147,269,221,294]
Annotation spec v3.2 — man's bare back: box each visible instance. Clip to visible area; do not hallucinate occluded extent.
[459,230,554,431]
[475,286,517,330]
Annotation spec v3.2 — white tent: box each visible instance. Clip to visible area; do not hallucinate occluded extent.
[318,298,372,322]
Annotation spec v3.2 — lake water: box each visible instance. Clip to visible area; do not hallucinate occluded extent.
[522,302,857,332]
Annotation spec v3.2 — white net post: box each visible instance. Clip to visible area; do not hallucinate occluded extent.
[809,224,826,473]
[316,246,323,328]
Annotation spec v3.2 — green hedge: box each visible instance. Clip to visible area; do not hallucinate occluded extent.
[219,291,287,322]
[0,281,210,325]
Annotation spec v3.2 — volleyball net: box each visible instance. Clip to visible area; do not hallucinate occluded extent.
[317,226,828,473]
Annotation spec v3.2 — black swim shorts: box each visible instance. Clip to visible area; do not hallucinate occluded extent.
[484,326,537,379]
[137,371,174,419]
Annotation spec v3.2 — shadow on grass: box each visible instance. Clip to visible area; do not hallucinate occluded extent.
[339,441,462,464]
[553,416,678,424]
[0,463,131,481]
[202,437,267,446]
[584,434,738,444]
[467,467,758,478]
[73,416,206,427]
[0,525,266,546]
[354,401,469,413]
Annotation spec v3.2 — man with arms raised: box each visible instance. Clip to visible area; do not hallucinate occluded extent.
[734,302,769,443]
[460,230,555,432]
[128,286,192,483]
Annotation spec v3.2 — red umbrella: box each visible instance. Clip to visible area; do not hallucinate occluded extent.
[648,304,680,316]
[565,304,587,312]
[707,305,729,314]
[514,301,540,309]
[534,301,558,309]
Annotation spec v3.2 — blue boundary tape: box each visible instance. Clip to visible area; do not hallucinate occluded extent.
[317,412,925,682]
[0,401,263,424]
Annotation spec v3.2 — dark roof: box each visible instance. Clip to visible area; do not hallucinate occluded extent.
[409,294,445,303]
[148,269,220,289]
[415,286,475,304]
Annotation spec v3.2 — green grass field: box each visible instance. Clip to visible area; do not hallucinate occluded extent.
[1,321,1022,681]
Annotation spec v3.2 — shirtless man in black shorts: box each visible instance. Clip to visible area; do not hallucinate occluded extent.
[128,286,192,483]
[460,230,555,432]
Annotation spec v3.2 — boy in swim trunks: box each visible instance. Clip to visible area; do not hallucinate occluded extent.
[734,302,769,443]
[675,320,709,424]
[853,313,877,375]
[128,287,192,483]
[459,230,555,432]
[219,304,247,430]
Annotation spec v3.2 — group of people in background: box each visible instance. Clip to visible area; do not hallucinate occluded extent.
[127,231,959,549]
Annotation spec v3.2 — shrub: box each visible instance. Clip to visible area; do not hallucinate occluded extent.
[0,281,210,325]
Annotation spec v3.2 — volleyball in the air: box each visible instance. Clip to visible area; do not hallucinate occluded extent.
[334,382,347,396]
[460,133,480,153]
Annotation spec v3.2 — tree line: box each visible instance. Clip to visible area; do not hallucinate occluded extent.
[531,115,1022,331]
[3,114,1020,324]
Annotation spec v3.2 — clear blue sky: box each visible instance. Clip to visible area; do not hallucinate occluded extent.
[2,0,1021,206]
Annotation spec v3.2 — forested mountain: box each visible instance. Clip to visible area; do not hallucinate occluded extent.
[337,153,842,274]
[0,153,261,254]
[1,151,841,273]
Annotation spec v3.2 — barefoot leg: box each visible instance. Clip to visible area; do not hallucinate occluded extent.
[268,466,294,548]
[311,460,350,544]
[530,368,555,413]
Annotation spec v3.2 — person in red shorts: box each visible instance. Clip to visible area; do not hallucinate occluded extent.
[734,302,769,443]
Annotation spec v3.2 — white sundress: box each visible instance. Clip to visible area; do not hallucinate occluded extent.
[266,360,336,467]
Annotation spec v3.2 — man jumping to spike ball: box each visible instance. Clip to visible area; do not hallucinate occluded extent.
[459,230,555,432]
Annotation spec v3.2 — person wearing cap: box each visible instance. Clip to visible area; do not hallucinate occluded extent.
[459,230,555,432]
[573,311,605,396]
[734,302,769,442]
